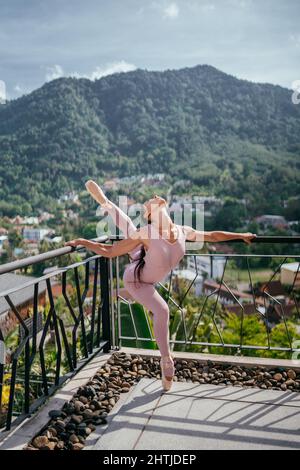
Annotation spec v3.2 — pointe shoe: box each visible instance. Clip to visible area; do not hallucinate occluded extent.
[85,180,111,207]
[160,355,175,391]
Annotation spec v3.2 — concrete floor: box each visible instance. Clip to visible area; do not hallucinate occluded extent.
[93,378,300,450]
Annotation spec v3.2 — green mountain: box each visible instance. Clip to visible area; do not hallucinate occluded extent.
[0,64,299,215]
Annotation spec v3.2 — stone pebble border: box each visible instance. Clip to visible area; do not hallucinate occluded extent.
[25,351,300,450]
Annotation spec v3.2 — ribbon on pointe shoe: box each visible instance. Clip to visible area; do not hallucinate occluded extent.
[160,355,175,391]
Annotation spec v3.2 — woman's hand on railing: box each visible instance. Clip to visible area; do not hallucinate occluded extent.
[241,233,257,245]
[64,238,85,248]
[65,238,112,256]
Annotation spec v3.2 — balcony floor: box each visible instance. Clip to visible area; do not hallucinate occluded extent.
[91,377,300,450]
[2,350,300,451]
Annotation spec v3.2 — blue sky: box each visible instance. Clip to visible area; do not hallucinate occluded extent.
[0,0,300,99]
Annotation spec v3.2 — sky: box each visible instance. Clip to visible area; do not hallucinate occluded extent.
[0,0,300,100]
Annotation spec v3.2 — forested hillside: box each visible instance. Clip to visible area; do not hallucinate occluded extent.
[0,64,299,215]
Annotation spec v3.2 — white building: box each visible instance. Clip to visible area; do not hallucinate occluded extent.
[23,228,51,242]
[172,269,203,296]
[255,215,288,229]
[0,235,8,250]
[187,255,226,279]
[44,236,63,244]
[22,216,39,225]
[58,191,79,204]
[281,262,300,287]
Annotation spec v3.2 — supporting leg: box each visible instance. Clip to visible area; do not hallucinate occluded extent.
[123,277,172,357]
[123,276,175,390]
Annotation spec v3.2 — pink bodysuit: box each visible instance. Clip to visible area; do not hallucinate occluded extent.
[104,201,186,356]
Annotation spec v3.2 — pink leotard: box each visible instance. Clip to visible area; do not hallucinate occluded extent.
[123,224,186,284]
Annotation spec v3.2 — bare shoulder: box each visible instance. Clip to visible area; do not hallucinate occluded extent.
[179,225,206,242]
[180,225,195,236]
[129,225,150,241]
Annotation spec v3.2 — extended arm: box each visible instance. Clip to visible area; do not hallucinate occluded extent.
[182,226,256,244]
[65,237,143,258]
[64,225,150,257]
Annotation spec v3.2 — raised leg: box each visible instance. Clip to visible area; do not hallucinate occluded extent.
[85,180,141,258]
[103,200,137,238]
[86,180,137,237]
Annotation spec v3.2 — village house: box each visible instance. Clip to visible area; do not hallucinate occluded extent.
[9,215,24,226]
[255,215,288,230]
[224,303,263,316]
[187,255,226,280]
[22,216,39,225]
[0,235,8,251]
[141,173,165,185]
[203,279,255,306]
[258,280,286,302]
[103,179,119,191]
[38,211,55,223]
[172,269,204,297]
[57,191,79,204]
[23,227,52,242]
[280,262,300,287]
[22,239,39,256]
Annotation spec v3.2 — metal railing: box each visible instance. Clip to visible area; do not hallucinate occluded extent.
[0,234,300,432]
[109,236,300,358]
[0,237,111,431]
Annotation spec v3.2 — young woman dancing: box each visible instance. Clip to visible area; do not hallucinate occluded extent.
[65,180,256,391]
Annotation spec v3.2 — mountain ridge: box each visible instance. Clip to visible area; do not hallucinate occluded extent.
[8,64,295,104]
[0,64,299,215]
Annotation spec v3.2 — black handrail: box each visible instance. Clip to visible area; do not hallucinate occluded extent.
[224,236,300,244]
[0,236,108,275]
[0,235,299,277]
[108,234,300,244]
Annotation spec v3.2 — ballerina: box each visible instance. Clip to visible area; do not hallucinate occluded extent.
[65,180,256,391]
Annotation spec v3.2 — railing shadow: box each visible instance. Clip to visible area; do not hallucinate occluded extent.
[98,379,300,449]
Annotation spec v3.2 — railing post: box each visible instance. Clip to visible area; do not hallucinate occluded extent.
[109,258,116,348]
[100,257,111,353]
[0,331,5,412]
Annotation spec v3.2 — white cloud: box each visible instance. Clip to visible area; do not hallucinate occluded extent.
[289,33,300,48]
[163,3,179,19]
[202,4,215,12]
[14,84,26,94]
[229,0,252,7]
[87,61,137,80]
[43,61,137,83]
[45,64,64,82]
[0,80,6,102]
[13,84,32,97]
